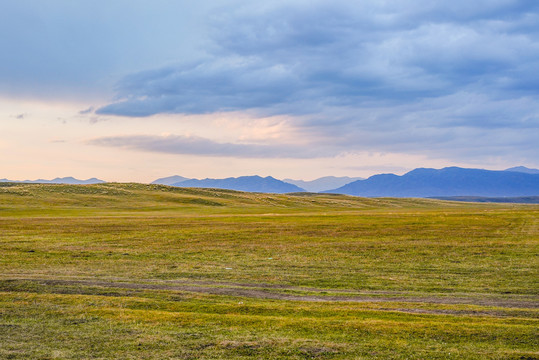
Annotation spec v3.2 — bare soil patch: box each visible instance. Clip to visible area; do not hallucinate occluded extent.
[3,278,537,313]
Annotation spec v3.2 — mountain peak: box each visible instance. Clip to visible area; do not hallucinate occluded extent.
[151,175,190,186]
[505,166,539,174]
[170,175,304,193]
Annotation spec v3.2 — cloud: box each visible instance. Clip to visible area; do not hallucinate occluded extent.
[79,107,94,115]
[97,1,539,118]
[344,165,410,174]
[94,1,539,166]
[87,134,329,159]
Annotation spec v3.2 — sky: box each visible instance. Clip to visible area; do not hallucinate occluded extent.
[2,0,538,182]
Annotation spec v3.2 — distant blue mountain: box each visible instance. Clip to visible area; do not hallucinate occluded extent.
[283,176,363,192]
[325,167,539,197]
[151,175,191,186]
[172,175,305,193]
[0,177,105,185]
[505,166,539,174]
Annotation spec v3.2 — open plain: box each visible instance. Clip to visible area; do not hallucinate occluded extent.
[0,183,537,359]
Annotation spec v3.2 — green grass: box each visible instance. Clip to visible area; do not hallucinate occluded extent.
[0,183,538,359]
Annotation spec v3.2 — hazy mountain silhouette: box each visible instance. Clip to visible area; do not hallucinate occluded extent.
[172,176,305,193]
[0,177,105,184]
[505,166,539,174]
[325,167,539,197]
[283,176,363,192]
[151,175,191,185]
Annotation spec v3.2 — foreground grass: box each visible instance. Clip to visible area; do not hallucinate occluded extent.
[0,183,538,359]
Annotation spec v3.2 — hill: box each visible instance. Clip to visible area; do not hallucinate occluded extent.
[172,175,305,193]
[283,176,363,192]
[326,167,539,197]
[0,182,472,216]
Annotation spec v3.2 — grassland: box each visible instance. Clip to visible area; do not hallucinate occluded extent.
[0,182,537,359]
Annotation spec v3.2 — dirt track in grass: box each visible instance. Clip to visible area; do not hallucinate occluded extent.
[4,278,537,313]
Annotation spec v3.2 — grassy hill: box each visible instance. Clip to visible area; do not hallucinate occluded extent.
[0,182,479,216]
[1,183,538,359]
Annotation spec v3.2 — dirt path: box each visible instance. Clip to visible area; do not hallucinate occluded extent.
[3,278,538,312]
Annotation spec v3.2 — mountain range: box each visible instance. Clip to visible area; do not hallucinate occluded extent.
[152,167,539,196]
[168,175,304,194]
[151,175,366,193]
[3,166,538,198]
[325,167,539,197]
[0,177,105,185]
